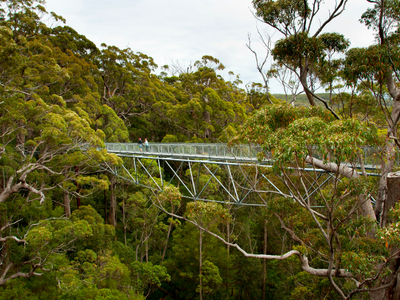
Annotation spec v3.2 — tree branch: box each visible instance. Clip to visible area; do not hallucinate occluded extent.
[153,199,353,278]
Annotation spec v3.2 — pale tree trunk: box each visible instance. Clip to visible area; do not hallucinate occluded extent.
[161,221,173,262]
[75,166,81,209]
[204,95,212,139]
[108,176,117,227]
[387,171,400,211]
[226,220,230,296]
[262,220,268,300]
[369,172,400,300]
[299,61,316,106]
[122,199,127,245]
[375,0,400,226]
[376,71,400,226]
[204,112,211,139]
[63,189,71,217]
[199,229,203,300]
[376,142,396,227]
[305,156,376,220]
[368,67,400,298]
[145,240,148,263]
[369,258,400,300]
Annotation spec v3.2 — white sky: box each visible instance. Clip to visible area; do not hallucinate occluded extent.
[45,0,376,93]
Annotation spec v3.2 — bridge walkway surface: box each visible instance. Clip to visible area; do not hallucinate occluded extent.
[102,143,382,206]
[105,143,266,164]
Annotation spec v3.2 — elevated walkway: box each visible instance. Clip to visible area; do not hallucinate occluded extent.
[105,143,266,164]
[102,143,382,206]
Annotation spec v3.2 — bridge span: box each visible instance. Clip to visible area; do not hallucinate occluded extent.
[105,142,267,164]
[102,143,380,206]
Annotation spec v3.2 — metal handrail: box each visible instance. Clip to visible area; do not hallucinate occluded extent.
[103,143,389,168]
[104,143,264,163]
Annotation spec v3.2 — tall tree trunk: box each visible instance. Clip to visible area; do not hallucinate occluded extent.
[122,199,127,245]
[199,229,203,300]
[109,176,117,227]
[75,166,81,209]
[145,239,149,263]
[104,189,107,222]
[376,71,400,226]
[376,141,396,227]
[299,61,316,106]
[369,64,400,298]
[63,189,71,217]
[387,171,400,210]
[204,95,212,139]
[227,220,230,296]
[262,220,268,300]
[305,156,376,220]
[161,221,173,262]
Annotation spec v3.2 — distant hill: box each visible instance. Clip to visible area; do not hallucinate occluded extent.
[273,93,331,107]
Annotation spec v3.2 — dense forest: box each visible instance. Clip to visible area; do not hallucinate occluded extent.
[1,0,400,299]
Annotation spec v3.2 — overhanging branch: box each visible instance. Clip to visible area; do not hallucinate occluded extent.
[153,199,353,278]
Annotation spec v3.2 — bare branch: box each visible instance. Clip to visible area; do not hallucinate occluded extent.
[153,199,353,278]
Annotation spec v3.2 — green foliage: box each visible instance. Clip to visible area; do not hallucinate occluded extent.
[130,261,170,296]
[252,0,310,31]
[288,272,335,300]
[377,202,400,246]
[342,46,389,86]
[236,104,379,166]
[70,205,115,252]
[196,260,222,294]
[186,201,231,229]
[0,278,39,300]
[161,134,179,143]
[159,55,247,142]
[163,221,231,298]
[157,185,182,212]
[57,250,136,300]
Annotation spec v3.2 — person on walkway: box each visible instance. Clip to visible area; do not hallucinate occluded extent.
[144,138,149,152]
[138,137,143,152]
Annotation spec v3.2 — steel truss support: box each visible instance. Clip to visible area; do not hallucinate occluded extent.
[101,154,352,207]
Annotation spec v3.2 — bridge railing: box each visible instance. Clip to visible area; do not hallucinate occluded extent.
[309,146,383,168]
[104,143,396,168]
[104,143,264,162]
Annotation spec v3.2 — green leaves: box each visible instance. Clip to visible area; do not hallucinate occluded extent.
[157,185,182,211]
[252,0,311,33]
[237,104,379,166]
[342,46,389,86]
[186,202,231,230]
[130,261,170,295]
[158,55,247,142]
[196,260,222,294]
[377,203,400,246]
[71,205,115,252]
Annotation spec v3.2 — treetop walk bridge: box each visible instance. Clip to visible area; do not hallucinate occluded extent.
[102,143,382,206]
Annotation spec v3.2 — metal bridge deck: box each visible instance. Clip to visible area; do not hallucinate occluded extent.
[102,143,381,206]
[105,142,266,164]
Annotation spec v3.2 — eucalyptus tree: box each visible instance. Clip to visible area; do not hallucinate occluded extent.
[0,0,124,285]
[95,44,177,141]
[160,55,247,142]
[220,104,400,299]
[252,0,350,110]
[357,0,400,230]
[162,201,231,299]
